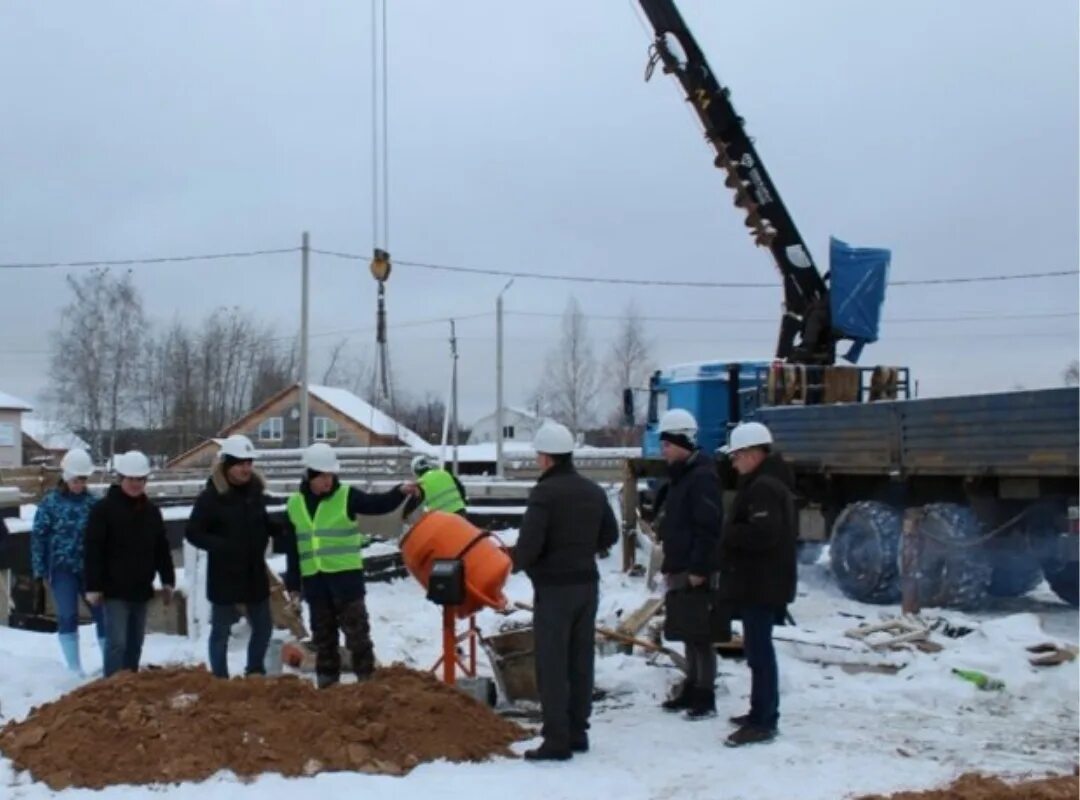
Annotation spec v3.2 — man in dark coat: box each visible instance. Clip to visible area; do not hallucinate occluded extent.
[185,434,282,678]
[513,421,618,762]
[718,421,797,747]
[84,450,175,678]
[655,408,723,720]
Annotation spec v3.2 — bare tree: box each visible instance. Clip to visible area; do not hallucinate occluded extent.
[1064,360,1079,387]
[321,339,370,394]
[396,392,448,443]
[605,301,654,427]
[536,297,599,433]
[48,269,146,459]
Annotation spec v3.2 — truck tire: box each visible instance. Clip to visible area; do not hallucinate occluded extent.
[1042,559,1079,607]
[830,501,902,604]
[916,503,993,610]
[987,556,1043,598]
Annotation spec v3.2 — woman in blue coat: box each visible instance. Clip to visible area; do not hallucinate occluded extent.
[31,448,105,674]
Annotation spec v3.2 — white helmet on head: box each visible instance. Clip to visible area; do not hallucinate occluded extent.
[60,448,94,482]
[411,454,434,476]
[113,450,152,479]
[719,421,773,455]
[219,434,258,461]
[302,442,340,475]
[533,421,575,455]
[658,408,698,447]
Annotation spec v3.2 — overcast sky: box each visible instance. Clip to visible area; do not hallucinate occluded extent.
[1,0,1077,426]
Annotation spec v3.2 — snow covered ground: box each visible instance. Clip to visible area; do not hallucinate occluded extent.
[1,539,1076,800]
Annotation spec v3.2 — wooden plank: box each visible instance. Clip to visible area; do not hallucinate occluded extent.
[616,596,664,639]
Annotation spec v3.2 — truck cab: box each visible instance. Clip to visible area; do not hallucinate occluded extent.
[642,359,772,457]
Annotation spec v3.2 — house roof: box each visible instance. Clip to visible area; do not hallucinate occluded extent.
[307,385,432,453]
[0,390,32,412]
[167,382,435,466]
[21,418,90,451]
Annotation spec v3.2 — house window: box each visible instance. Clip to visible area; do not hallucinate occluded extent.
[313,417,338,441]
[502,425,515,439]
[258,417,283,442]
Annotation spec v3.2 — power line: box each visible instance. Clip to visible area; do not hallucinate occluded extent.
[507,310,1079,324]
[0,247,299,270]
[312,247,1079,289]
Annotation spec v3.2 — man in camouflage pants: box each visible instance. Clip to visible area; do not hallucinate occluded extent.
[284,443,418,687]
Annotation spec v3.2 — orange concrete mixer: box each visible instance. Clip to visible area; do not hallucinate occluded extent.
[400,510,512,618]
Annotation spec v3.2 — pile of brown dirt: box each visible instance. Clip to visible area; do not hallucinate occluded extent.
[0,665,527,790]
[853,772,1079,800]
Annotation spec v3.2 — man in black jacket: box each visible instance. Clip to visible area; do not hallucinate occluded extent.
[718,421,797,747]
[655,408,723,720]
[513,421,618,762]
[84,451,175,678]
[186,435,282,679]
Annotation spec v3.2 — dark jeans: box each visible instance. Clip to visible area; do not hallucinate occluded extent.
[533,582,599,750]
[684,641,717,691]
[50,568,104,638]
[742,605,780,730]
[304,571,374,681]
[209,599,273,678]
[103,599,148,677]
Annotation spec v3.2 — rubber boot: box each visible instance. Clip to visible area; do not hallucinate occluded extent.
[59,633,84,676]
[685,688,717,721]
[660,681,693,712]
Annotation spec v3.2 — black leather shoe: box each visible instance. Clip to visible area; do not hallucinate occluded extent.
[725,725,777,747]
[524,744,573,761]
[660,682,693,712]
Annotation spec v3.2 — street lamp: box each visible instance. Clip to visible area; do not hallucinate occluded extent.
[495,279,514,479]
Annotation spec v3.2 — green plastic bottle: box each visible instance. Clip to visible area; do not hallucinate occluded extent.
[952,668,1005,691]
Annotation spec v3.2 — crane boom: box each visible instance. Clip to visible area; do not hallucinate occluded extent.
[637,0,835,364]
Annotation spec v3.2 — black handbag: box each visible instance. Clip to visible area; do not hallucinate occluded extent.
[663,587,732,643]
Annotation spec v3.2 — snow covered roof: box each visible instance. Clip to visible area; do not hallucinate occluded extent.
[21,418,90,451]
[307,385,434,454]
[0,390,32,412]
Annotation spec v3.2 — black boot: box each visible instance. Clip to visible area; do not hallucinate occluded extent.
[725,724,777,747]
[570,733,589,753]
[660,682,693,712]
[685,688,717,721]
[729,713,752,727]
[523,742,573,761]
[316,673,339,689]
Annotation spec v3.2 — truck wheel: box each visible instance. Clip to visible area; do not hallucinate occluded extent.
[916,503,993,610]
[830,502,901,604]
[1042,559,1079,607]
[987,556,1043,598]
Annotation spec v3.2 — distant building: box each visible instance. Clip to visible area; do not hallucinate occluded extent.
[467,407,543,446]
[168,383,430,469]
[21,418,91,466]
[0,390,32,468]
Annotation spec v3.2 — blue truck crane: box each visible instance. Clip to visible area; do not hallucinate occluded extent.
[626,0,1079,609]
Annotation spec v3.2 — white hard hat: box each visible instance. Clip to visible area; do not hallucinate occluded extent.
[719,421,773,455]
[302,442,340,475]
[60,449,94,482]
[533,421,575,455]
[219,434,258,461]
[659,408,698,441]
[113,450,152,478]
[411,454,433,475]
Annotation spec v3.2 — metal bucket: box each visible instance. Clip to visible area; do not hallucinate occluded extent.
[481,627,539,703]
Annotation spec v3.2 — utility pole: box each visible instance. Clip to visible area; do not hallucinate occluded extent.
[495,279,514,479]
[299,231,311,448]
[450,319,459,474]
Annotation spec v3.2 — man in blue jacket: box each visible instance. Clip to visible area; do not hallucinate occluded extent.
[655,409,723,720]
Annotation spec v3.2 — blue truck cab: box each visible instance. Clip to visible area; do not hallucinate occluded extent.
[643,359,772,457]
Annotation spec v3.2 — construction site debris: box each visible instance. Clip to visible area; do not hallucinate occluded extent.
[0,665,526,790]
[951,668,1006,691]
[1026,642,1079,667]
[852,772,1078,799]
